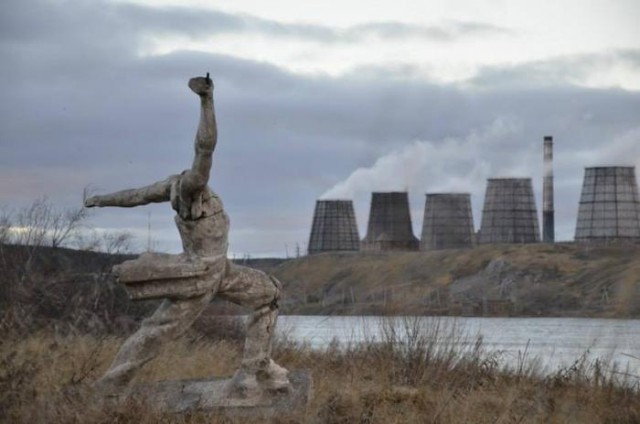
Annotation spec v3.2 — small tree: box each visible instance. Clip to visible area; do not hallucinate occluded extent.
[50,206,89,248]
[0,209,10,245]
[8,196,89,249]
[0,197,138,333]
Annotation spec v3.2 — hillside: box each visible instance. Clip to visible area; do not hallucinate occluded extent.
[2,243,639,327]
[274,243,640,317]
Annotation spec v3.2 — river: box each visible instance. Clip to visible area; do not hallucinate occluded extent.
[277,315,640,382]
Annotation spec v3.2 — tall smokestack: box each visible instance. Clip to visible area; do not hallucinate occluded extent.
[543,136,555,243]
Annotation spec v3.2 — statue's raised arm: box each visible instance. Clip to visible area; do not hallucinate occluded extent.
[84,74,217,211]
[180,74,217,197]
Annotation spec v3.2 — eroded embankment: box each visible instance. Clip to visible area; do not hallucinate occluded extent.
[275,243,640,317]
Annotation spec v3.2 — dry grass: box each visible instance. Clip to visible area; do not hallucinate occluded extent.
[1,317,639,423]
[277,244,640,317]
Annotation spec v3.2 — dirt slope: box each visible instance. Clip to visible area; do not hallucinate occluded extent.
[274,243,640,317]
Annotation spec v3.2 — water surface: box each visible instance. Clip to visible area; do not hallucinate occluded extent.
[278,315,640,381]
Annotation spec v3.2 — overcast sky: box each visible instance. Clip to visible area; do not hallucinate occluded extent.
[1,0,639,256]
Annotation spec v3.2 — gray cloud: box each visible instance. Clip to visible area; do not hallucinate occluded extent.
[122,4,513,43]
[470,49,640,88]
[347,21,512,42]
[1,0,639,255]
[0,0,511,47]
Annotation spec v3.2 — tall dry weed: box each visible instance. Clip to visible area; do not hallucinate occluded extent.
[1,318,639,423]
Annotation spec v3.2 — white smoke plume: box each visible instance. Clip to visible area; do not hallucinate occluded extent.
[577,126,640,169]
[321,117,532,200]
[320,117,531,234]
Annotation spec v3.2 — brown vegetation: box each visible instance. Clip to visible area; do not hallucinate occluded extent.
[277,243,640,317]
[1,198,639,421]
[1,317,639,423]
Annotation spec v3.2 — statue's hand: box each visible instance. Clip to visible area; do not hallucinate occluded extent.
[84,196,99,208]
[189,74,213,96]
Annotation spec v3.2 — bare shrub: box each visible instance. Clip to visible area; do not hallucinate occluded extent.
[8,196,89,250]
[0,196,148,337]
[75,229,134,255]
[1,329,639,423]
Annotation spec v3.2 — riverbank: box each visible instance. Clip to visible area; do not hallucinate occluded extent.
[2,320,638,423]
[275,243,640,318]
[1,242,639,339]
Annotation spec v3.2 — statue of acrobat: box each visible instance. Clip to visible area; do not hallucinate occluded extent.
[85,74,290,399]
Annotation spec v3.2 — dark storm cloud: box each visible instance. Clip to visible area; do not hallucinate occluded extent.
[1,0,639,255]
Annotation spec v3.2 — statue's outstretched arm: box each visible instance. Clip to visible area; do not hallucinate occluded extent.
[180,74,217,196]
[85,176,178,208]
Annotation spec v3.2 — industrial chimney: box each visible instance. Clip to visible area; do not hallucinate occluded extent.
[308,199,360,254]
[479,178,540,244]
[543,136,555,243]
[420,193,475,250]
[361,192,419,251]
[575,166,640,243]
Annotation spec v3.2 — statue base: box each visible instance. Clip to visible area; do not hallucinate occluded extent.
[108,370,312,417]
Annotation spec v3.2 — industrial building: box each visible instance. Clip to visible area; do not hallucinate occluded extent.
[308,138,640,251]
[574,166,640,243]
[420,193,475,250]
[308,199,360,254]
[479,178,540,244]
[361,192,419,251]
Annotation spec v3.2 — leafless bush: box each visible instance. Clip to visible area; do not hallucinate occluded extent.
[74,229,134,255]
[8,196,89,249]
[0,197,92,290]
[0,197,144,336]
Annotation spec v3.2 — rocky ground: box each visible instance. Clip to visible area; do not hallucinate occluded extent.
[275,243,640,318]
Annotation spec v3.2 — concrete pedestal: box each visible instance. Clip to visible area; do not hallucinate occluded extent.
[113,370,312,417]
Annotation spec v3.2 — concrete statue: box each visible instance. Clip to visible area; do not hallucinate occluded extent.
[84,75,308,412]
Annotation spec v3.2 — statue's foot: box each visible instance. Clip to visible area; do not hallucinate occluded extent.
[257,359,290,393]
[188,76,213,96]
[227,359,291,399]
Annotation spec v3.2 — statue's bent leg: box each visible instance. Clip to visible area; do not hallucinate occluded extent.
[97,291,214,389]
[217,263,290,397]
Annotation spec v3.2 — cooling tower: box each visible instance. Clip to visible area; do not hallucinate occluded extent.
[308,199,360,254]
[361,192,419,251]
[479,178,540,244]
[420,193,475,250]
[574,167,640,243]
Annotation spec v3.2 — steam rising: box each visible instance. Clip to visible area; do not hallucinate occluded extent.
[321,117,526,200]
[320,117,535,235]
